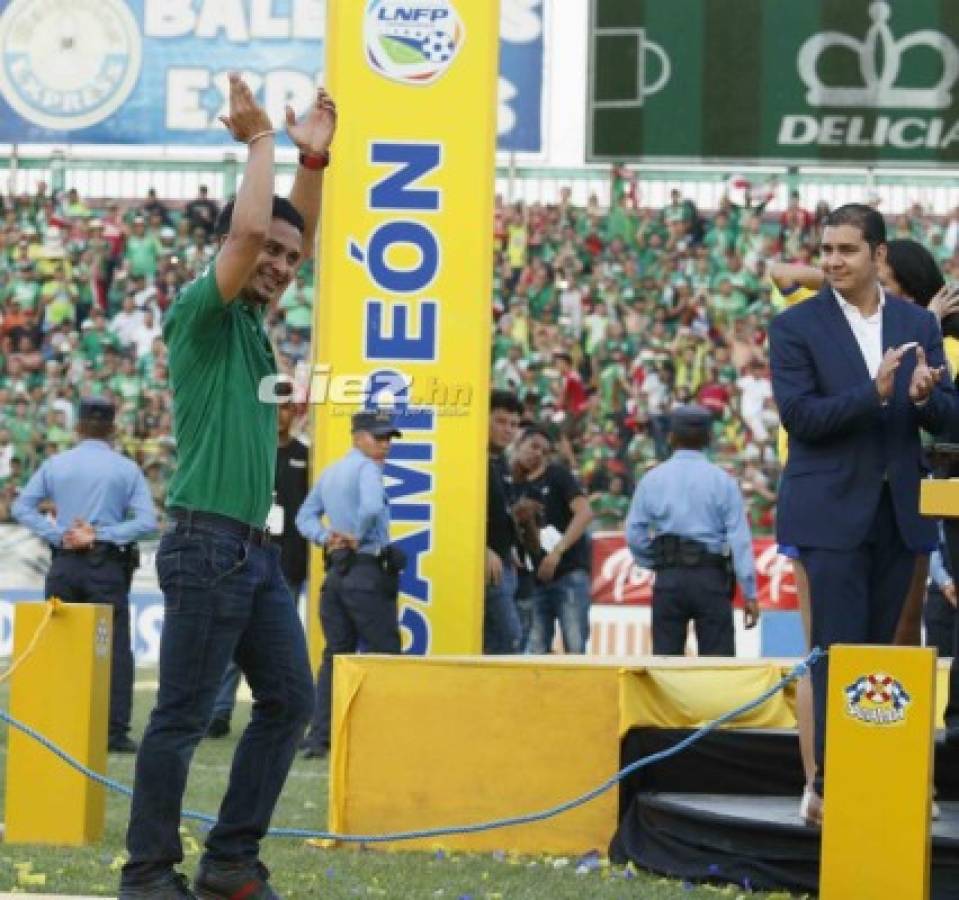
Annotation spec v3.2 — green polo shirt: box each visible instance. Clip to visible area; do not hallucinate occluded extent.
[164,262,277,526]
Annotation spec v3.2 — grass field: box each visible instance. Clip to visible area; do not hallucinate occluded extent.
[0,672,799,898]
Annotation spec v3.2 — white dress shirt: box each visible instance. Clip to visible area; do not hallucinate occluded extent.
[834,286,885,379]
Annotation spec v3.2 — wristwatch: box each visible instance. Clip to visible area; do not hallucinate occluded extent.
[299,149,331,171]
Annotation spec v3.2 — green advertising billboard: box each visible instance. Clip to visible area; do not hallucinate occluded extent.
[588,0,959,164]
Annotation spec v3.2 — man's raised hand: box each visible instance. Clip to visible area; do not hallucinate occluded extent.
[285,87,337,156]
[219,72,273,144]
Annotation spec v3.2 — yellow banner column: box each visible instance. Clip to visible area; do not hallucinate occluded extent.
[4,601,112,845]
[312,0,500,656]
[820,644,936,899]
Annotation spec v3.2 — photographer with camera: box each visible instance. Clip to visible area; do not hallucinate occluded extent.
[295,410,404,760]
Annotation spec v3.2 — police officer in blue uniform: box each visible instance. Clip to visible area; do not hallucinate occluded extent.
[295,409,405,759]
[625,405,759,655]
[13,397,157,751]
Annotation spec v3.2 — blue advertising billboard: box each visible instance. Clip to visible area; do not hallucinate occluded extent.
[0,0,543,151]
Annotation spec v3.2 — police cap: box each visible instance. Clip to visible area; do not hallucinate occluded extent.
[78,397,115,425]
[669,404,713,440]
[351,409,402,438]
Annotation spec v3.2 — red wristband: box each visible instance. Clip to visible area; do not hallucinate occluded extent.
[299,150,330,170]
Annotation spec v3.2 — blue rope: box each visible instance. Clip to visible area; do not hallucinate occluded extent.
[0,648,823,843]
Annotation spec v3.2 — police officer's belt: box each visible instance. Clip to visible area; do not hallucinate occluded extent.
[324,549,380,569]
[53,540,126,557]
[169,507,270,546]
[650,534,729,569]
[325,546,407,577]
[355,552,383,564]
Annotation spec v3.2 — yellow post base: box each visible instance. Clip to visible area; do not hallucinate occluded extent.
[306,549,325,675]
[821,644,935,899]
[4,602,112,845]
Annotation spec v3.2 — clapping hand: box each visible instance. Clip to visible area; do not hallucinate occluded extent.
[285,87,337,156]
[928,284,959,324]
[875,346,906,401]
[218,72,273,144]
[908,345,946,403]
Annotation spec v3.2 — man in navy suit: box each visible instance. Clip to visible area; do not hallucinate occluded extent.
[770,203,958,824]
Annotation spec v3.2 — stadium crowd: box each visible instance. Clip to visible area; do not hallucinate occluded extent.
[1,177,958,536]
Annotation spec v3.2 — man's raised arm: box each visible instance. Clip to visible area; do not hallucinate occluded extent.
[285,88,338,261]
[215,72,276,303]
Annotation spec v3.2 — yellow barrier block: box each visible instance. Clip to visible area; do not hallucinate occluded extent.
[919,479,959,517]
[329,655,621,853]
[821,645,935,900]
[4,602,112,845]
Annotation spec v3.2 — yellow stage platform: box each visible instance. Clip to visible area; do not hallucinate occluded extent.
[328,654,953,854]
[920,479,959,517]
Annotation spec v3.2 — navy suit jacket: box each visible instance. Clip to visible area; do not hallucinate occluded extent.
[769,286,959,552]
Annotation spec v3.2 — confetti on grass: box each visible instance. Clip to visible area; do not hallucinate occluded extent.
[14,862,46,887]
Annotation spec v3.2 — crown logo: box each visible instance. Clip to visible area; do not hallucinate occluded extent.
[797,1,959,109]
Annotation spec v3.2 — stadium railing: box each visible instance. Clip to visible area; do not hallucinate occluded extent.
[2,151,959,214]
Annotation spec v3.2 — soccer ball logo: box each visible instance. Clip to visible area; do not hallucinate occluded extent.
[421,29,455,63]
[365,0,465,85]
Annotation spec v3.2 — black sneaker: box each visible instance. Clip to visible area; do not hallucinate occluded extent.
[119,870,196,899]
[301,743,329,760]
[194,859,280,900]
[206,716,231,739]
[109,735,140,754]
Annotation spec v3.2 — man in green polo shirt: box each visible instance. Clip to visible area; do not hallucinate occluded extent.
[120,72,336,900]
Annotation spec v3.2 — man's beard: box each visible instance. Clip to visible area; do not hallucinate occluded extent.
[241,286,271,307]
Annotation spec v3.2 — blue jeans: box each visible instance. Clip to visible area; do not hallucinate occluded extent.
[482,563,521,654]
[211,578,304,722]
[122,524,313,885]
[527,569,591,654]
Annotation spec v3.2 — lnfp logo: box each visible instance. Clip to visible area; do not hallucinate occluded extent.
[365,0,465,85]
[845,672,911,726]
